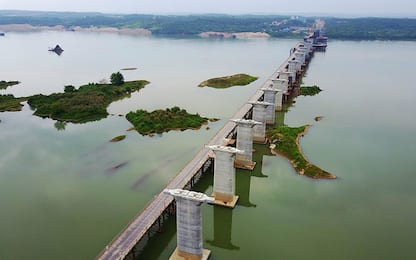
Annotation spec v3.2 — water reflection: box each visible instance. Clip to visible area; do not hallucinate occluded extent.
[235,170,257,208]
[54,121,66,131]
[206,206,240,250]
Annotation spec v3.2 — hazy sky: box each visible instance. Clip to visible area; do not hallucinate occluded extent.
[1,0,415,17]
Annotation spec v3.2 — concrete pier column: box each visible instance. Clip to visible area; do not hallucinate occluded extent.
[304,40,313,52]
[297,48,310,61]
[250,101,274,144]
[298,47,309,55]
[231,119,262,170]
[164,189,214,260]
[206,145,243,208]
[261,86,279,122]
[294,52,306,64]
[288,60,300,73]
[278,71,293,85]
[294,59,303,71]
[272,79,288,94]
[271,79,288,109]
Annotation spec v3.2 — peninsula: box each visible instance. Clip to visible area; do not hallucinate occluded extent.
[0,80,20,90]
[198,73,258,88]
[267,125,336,179]
[0,94,25,112]
[126,106,215,135]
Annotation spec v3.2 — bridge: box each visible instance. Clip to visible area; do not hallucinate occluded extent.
[97,39,314,260]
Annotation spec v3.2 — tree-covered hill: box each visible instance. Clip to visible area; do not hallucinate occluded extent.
[1,10,416,40]
[0,10,313,37]
[325,17,416,40]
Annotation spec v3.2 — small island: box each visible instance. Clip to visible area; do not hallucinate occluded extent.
[198,73,258,88]
[314,116,323,122]
[126,106,215,135]
[0,80,20,90]
[0,94,25,112]
[299,85,322,96]
[27,79,148,123]
[267,125,336,179]
[110,135,126,142]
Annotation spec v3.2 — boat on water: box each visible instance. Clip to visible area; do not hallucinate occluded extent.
[48,44,64,55]
[304,29,328,51]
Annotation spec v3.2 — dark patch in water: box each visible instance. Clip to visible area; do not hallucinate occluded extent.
[131,172,153,190]
[105,161,129,176]
[130,147,195,191]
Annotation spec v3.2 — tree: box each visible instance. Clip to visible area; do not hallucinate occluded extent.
[64,85,75,93]
[110,72,124,86]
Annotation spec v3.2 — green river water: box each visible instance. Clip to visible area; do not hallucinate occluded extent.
[0,33,415,259]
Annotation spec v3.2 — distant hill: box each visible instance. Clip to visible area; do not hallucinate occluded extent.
[0,10,313,38]
[1,10,416,40]
[325,17,416,40]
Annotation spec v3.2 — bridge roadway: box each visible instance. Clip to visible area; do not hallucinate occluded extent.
[97,42,304,260]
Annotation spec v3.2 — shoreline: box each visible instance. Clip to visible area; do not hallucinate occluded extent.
[0,24,272,39]
[269,125,336,179]
[0,24,152,36]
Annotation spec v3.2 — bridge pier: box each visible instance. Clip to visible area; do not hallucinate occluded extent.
[250,101,274,144]
[207,145,243,208]
[271,79,288,109]
[260,86,279,124]
[164,189,214,260]
[231,119,262,170]
[277,71,293,95]
[294,51,306,66]
[288,60,302,85]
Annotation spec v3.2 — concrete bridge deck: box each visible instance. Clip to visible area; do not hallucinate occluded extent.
[97,41,306,260]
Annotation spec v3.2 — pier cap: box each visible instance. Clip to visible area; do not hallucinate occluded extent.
[294,52,306,57]
[164,189,214,203]
[249,101,274,107]
[206,145,244,154]
[272,78,288,84]
[277,71,291,76]
[231,119,262,126]
[261,86,280,93]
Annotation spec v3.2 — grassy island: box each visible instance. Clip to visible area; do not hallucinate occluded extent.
[198,73,258,88]
[299,85,322,96]
[0,81,20,90]
[0,95,25,112]
[126,106,214,135]
[27,80,149,123]
[267,125,336,179]
[110,135,126,142]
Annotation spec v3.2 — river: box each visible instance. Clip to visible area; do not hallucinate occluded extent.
[0,32,415,259]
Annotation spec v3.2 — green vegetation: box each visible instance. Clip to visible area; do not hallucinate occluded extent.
[325,17,416,40]
[0,80,20,90]
[27,80,149,123]
[299,85,322,96]
[110,72,124,86]
[0,10,314,38]
[126,106,212,135]
[199,73,258,88]
[54,121,67,131]
[110,135,126,142]
[267,125,335,179]
[2,11,416,40]
[314,116,323,122]
[0,95,25,112]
